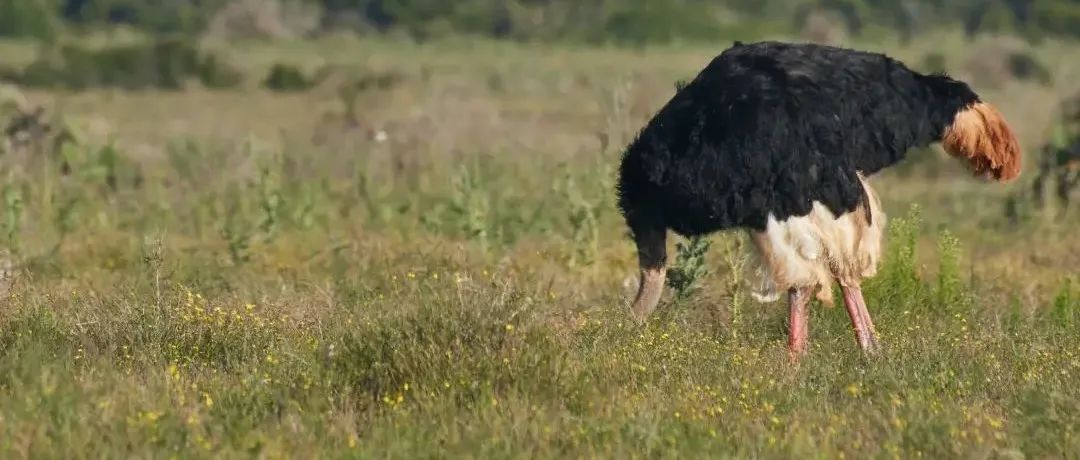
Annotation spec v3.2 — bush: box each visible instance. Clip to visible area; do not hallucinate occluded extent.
[60,0,229,35]
[197,54,245,89]
[262,64,317,92]
[963,37,1042,89]
[667,235,712,301]
[598,1,725,45]
[4,0,1080,46]
[3,0,1080,46]
[322,0,745,44]
[0,0,60,41]
[1031,0,1080,39]
[1006,51,1052,86]
[10,39,242,91]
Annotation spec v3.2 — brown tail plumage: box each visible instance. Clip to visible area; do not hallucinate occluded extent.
[942,102,1022,182]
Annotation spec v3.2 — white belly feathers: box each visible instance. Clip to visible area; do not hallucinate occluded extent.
[748,175,885,305]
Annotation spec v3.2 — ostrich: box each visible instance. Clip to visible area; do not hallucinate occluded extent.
[617,41,1021,357]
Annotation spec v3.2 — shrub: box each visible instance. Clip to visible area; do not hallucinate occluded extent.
[3,0,1080,45]
[1031,0,1080,39]
[866,204,925,312]
[0,0,60,41]
[197,54,245,89]
[599,1,724,45]
[1006,51,1052,86]
[262,63,317,92]
[10,38,242,91]
[667,235,712,301]
[60,0,229,35]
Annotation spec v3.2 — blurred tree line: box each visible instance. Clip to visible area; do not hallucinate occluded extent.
[1,0,1079,44]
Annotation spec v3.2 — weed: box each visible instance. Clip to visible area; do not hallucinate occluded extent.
[716,233,750,338]
[667,235,711,302]
[256,164,281,238]
[558,171,599,266]
[869,204,923,311]
[1050,278,1076,328]
[50,191,78,253]
[936,228,967,311]
[446,164,490,250]
[141,233,166,309]
[221,198,253,265]
[289,181,319,231]
[2,183,22,253]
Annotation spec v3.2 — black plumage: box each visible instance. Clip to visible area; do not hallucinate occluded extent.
[617,40,981,237]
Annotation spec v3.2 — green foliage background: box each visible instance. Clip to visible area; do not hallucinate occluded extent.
[2,0,1080,43]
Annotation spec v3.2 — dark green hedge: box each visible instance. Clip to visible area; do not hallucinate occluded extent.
[1,0,1079,43]
[4,38,242,90]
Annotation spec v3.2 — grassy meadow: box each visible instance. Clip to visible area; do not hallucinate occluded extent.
[1,32,1079,458]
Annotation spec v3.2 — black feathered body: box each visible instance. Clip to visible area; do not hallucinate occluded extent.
[617,41,980,236]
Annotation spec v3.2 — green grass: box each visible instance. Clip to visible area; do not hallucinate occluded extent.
[1,34,1079,458]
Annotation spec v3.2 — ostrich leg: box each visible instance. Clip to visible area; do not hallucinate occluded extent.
[842,284,879,353]
[630,225,667,321]
[788,287,811,359]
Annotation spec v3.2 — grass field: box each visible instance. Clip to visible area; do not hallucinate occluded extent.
[1,32,1079,458]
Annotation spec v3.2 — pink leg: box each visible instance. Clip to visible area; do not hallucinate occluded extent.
[849,285,878,346]
[857,292,878,339]
[842,285,879,353]
[788,288,811,360]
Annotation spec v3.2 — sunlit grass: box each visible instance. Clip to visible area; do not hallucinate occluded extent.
[1,36,1078,458]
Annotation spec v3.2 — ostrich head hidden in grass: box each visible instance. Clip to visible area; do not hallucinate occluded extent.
[616,41,1022,359]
